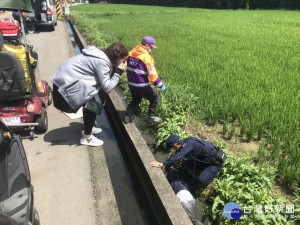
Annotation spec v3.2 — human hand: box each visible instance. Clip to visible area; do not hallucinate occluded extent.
[161,85,167,92]
[118,61,127,72]
[150,161,163,168]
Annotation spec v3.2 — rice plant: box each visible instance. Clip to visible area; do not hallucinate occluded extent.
[72,3,300,191]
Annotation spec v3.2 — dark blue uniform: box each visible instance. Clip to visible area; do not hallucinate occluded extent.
[163,137,223,186]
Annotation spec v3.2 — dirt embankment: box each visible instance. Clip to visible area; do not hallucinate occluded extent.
[185,117,259,157]
[185,117,297,201]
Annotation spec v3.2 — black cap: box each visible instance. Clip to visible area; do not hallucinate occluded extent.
[165,134,179,150]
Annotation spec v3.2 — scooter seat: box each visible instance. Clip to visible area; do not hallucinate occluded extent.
[0,50,26,100]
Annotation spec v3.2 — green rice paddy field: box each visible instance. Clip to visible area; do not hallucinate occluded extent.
[71,4,299,193]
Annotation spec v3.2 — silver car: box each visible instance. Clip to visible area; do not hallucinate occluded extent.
[26,0,58,32]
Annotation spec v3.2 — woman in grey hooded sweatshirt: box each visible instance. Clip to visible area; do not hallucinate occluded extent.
[50,42,128,146]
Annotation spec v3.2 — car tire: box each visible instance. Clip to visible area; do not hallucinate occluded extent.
[35,107,48,134]
[47,84,53,106]
[26,24,35,34]
[49,25,55,31]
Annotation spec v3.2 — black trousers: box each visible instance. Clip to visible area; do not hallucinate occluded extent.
[83,108,97,135]
[127,86,159,116]
[52,84,79,113]
[53,84,96,135]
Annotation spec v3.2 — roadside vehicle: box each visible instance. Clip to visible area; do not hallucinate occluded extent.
[0,119,40,225]
[0,1,40,224]
[0,1,52,139]
[25,0,58,32]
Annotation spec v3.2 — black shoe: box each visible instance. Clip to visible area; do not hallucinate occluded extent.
[133,107,141,115]
[124,114,134,124]
[147,116,162,124]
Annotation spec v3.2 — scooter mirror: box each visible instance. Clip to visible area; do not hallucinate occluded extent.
[0,130,11,151]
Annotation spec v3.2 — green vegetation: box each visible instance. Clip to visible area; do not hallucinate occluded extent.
[71,4,299,224]
[94,0,300,10]
[201,144,300,224]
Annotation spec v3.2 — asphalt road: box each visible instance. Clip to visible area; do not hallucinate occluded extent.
[22,21,98,225]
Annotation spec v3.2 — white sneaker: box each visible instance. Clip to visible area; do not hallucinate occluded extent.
[147,116,163,123]
[81,127,103,136]
[80,135,104,146]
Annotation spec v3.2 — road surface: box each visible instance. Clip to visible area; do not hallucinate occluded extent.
[23,20,98,225]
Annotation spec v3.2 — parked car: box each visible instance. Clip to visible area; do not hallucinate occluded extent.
[85,0,89,3]
[25,0,58,32]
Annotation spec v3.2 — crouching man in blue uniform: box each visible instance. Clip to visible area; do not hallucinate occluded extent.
[150,134,226,187]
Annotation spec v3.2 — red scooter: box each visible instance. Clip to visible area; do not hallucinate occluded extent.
[0,19,52,139]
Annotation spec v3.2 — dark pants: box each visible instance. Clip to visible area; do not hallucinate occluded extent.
[185,160,223,187]
[197,164,223,186]
[53,84,76,113]
[53,84,96,136]
[165,168,191,194]
[83,108,96,135]
[165,168,196,219]
[127,86,159,116]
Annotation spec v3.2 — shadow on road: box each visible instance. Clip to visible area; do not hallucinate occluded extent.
[44,122,83,146]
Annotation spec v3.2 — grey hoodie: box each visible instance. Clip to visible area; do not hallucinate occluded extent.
[50,46,121,109]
